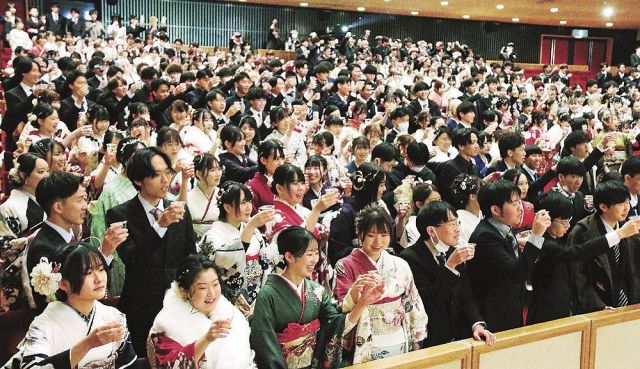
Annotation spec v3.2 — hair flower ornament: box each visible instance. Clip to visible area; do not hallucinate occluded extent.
[30,257,62,301]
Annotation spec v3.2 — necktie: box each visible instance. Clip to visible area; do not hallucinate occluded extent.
[436,252,447,267]
[70,235,77,243]
[507,232,519,257]
[533,172,540,181]
[150,208,162,221]
[612,244,629,307]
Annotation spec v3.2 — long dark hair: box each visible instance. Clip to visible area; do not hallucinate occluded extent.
[352,162,385,211]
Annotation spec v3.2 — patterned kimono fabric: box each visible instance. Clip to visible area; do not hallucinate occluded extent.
[250,274,347,369]
[198,221,277,315]
[187,186,220,241]
[0,189,45,311]
[334,249,429,365]
[18,301,137,369]
[268,200,333,290]
[147,283,255,369]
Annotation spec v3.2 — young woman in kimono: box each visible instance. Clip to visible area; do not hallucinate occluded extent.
[198,181,277,316]
[187,153,222,240]
[19,243,137,369]
[148,254,256,369]
[250,226,383,369]
[334,204,429,365]
[267,164,339,288]
[0,153,48,311]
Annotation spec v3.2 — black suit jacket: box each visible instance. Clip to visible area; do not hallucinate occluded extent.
[45,13,66,36]
[569,215,640,313]
[466,219,541,332]
[527,235,610,325]
[59,97,96,131]
[105,197,195,351]
[578,149,604,196]
[521,167,556,205]
[67,19,85,37]
[2,85,33,138]
[97,90,131,129]
[219,152,259,184]
[52,75,71,100]
[27,223,69,310]
[400,238,483,346]
[438,155,481,205]
[485,160,513,175]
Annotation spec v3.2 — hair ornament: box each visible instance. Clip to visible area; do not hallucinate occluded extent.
[30,257,61,301]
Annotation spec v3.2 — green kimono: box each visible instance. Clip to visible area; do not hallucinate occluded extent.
[250,274,347,369]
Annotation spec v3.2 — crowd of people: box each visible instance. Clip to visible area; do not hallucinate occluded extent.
[2,2,640,368]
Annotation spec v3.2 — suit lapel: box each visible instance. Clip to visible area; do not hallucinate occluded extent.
[594,218,614,285]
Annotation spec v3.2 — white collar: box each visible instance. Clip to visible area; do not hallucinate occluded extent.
[20,82,33,96]
[45,220,75,243]
[600,216,618,233]
[138,194,164,212]
[279,274,304,297]
[631,193,638,207]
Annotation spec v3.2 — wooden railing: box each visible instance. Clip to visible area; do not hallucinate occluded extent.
[344,304,640,369]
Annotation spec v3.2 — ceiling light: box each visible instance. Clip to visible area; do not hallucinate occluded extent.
[357,6,365,11]
[384,0,390,2]
[440,1,448,6]
[559,20,567,25]
[411,11,419,15]
[300,2,308,6]
[496,4,505,10]
[602,6,614,17]
[462,14,470,19]
[550,7,559,13]
[512,17,520,22]
[605,22,613,27]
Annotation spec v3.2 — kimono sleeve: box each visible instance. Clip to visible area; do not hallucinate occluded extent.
[250,286,288,369]
[399,259,429,345]
[21,323,72,369]
[148,333,200,369]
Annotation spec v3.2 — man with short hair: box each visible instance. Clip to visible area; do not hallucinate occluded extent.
[67,7,85,37]
[400,201,495,347]
[59,71,96,131]
[391,141,436,184]
[467,180,550,332]
[106,147,196,355]
[384,107,410,144]
[438,128,481,204]
[486,132,525,175]
[225,72,252,125]
[621,156,640,218]
[29,172,127,309]
[45,2,66,36]
[552,157,591,230]
[520,144,555,204]
[186,68,213,109]
[569,180,640,313]
[148,78,186,129]
[407,81,441,120]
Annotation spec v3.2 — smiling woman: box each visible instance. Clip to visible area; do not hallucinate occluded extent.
[148,254,256,369]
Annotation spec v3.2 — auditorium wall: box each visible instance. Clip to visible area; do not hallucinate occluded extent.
[31,0,637,65]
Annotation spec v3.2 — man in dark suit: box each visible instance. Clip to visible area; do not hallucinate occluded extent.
[438,128,481,205]
[550,157,592,231]
[569,181,640,314]
[486,132,525,175]
[400,201,495,347]
[125,15,145,38]
[45,3,66,37]
[59,71,96,131]
[224,72,252,125]
[562,130,608,196]
[131,66,158,104]
[446,100,476,131]
[29,172,127,309]
[185,69,213,109]
[2,57,42,151]
[527,191,640,325]
[219,124,259,184]
[406,82,441,125]
[148,78,186,129]
[265,75,286,112]
[52,57,79,101]
[206,89,234,129]
[326,76,353,118]
[520,144,556,205]
[466,180,550,332]
[97,76,139,129]
[384,107,410,145]
[612,63,628,86]
[244,87,272,139]
[66,8,85,37]
[106,147,196,356]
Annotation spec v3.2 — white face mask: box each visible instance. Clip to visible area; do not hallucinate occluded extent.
[428,226,450,253]
[398,122,409,133]
[410,165,426,173]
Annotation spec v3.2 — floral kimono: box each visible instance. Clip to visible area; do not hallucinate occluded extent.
[334,249,428,365]
[199,221,277,316]
[0,189,45,311]
[147,283,256,369]
[16,301,137,369]
[250,274,353,369]
[186,186,219,241]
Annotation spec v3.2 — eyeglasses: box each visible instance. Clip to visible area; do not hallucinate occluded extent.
[438,219,461,229]
[553,218,572,227]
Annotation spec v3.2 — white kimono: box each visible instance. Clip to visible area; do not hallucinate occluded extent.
[148,283,256,369]
[20,301,137,369]
[186,186,219,240]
